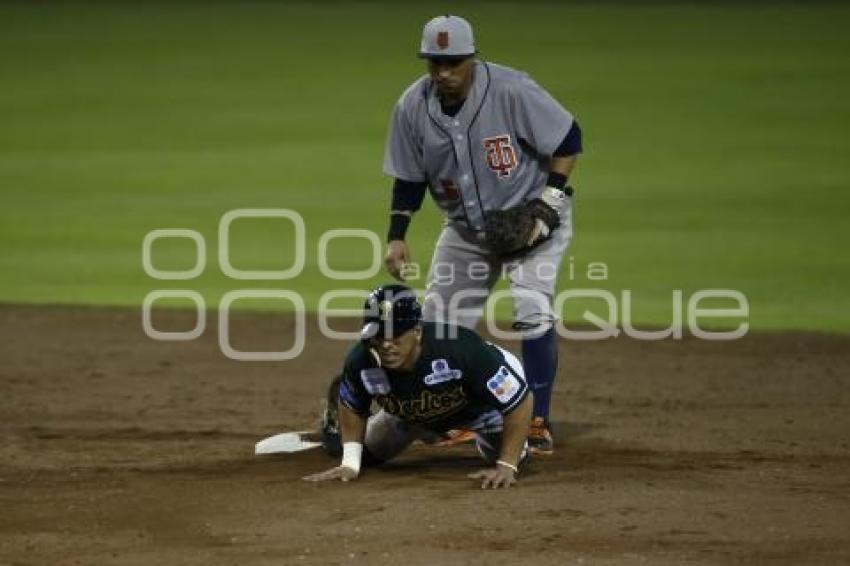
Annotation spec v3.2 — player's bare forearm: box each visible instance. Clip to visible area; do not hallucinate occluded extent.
[303,404,367,483]
[550,154,577,178]
[339,403,367,444]
[499,392,533,466]
[468,393,532,488]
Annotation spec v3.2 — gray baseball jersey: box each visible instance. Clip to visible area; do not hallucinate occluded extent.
[383,60,575,233]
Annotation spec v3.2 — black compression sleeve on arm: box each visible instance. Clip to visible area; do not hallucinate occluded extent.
[387,179,428,242]
[553,121,583,157]
[387,214,411,242]
[391,179,428,212]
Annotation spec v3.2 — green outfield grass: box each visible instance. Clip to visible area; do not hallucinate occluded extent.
[1,2,848,332]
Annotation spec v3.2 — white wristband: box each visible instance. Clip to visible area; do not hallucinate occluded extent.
[341,442,363,474]
[541,186,567,213]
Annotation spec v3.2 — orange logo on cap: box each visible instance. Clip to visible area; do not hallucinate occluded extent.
[437,31,449,49]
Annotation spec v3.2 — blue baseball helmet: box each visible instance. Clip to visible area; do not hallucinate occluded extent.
[360,284,422,340]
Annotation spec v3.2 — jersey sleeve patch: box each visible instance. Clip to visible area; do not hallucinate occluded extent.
[361,367,391,395]
[486,366,521,404]
[339,378,371,415]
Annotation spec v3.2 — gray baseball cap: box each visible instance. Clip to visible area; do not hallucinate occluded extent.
[418,15,476,60]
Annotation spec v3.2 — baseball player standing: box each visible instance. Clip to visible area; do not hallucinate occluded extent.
[382,15,582,455]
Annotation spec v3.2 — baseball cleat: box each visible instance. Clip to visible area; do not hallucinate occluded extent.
[436,428,477,447]
[527,417,554,456]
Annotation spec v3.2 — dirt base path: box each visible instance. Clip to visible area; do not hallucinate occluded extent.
[1,305,848,565]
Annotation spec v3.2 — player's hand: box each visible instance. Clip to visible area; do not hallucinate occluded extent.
[468,466,517,489]
[302,466,359,483]
[527,218,551,247]
[384,240,410,281]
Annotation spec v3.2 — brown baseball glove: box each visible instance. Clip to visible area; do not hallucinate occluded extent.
[483,199,560,256]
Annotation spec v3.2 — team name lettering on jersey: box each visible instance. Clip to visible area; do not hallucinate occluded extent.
[378,387,467,422]
[482,134,518,179]
[486,366,520,403]
[422,358,463,385]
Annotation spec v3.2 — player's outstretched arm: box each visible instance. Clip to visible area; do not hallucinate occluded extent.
[303,404,368,483]
[469,392,533,489]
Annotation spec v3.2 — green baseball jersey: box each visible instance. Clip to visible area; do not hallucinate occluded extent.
[338,322,528,433]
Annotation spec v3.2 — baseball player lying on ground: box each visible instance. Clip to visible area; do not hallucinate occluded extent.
[303,284,532,489]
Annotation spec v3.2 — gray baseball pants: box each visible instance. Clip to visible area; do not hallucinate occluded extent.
[421,200,573,334]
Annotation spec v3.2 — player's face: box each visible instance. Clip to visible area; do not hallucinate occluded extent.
[427,56,475,100]
[369,326,421,370]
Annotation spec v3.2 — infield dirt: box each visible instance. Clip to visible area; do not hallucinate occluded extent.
[1,305,848,565]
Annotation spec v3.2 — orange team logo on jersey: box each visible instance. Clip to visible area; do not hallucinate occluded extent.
[437,31,449,49]
[483,135,518,179]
